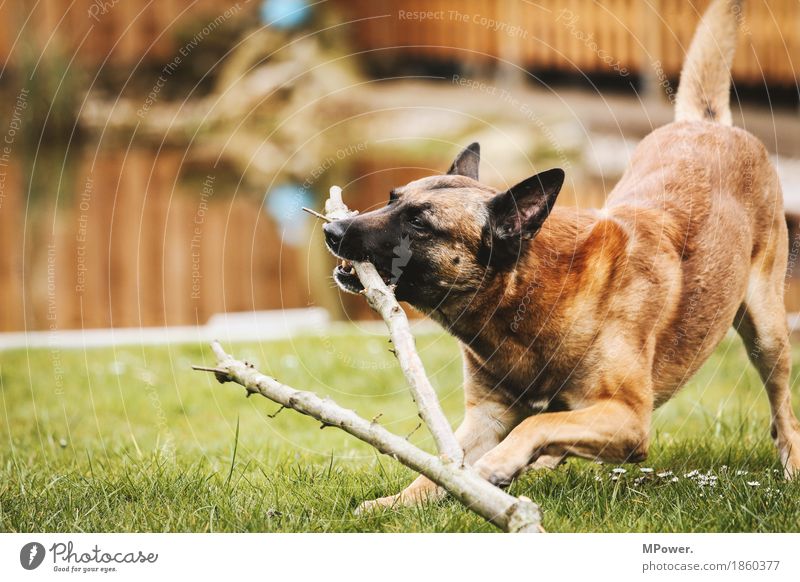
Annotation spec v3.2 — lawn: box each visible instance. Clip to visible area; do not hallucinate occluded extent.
[1,327,799,533]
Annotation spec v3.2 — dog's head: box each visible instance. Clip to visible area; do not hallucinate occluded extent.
[323,143,565,311]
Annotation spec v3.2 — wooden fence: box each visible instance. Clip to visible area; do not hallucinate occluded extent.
[1,1,796,88]
[338,0,800,87]
[0,148,309,332]
[0,0,249,69]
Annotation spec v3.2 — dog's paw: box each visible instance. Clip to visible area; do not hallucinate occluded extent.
[354,494,400,515]
[474,459,514,488]
[780,444,800,479]
[524,454,565,472]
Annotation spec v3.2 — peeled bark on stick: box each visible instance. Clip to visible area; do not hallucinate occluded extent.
[194,341,543,532]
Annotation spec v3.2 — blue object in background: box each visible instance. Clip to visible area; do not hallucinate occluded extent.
[260,0,311,29]
[265,182,314,246]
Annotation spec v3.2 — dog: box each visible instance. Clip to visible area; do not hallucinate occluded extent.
[323,0,800,511]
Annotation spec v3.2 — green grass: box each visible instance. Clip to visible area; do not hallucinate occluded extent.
[1,328,800,532]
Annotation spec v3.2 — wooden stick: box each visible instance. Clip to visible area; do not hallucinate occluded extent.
[324,186,464,465]
[301,207,331,222]
[194,341,543,533]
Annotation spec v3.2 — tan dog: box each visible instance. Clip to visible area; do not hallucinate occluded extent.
[323,0,800,511]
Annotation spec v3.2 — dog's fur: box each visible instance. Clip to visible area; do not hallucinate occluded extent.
[323,0,800,510]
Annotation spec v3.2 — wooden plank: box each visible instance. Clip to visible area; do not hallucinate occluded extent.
[162,190,192,326]
[108,149,146,328]
[0,160,24,331]
[198,198,225,323]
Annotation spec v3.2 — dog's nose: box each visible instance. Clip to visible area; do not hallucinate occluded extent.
[323,220,345,251]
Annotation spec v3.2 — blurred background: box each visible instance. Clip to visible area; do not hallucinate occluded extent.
[1,0,799,344]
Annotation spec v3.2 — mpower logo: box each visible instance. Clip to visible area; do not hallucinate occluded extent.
[20,542,46,570]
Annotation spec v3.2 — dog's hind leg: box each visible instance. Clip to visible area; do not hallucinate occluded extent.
[734,274,800,478]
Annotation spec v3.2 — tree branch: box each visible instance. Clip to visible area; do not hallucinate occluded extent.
[194,341,542,532]
[324,186,464,465]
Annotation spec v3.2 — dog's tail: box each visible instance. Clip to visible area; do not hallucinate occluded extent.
[674,0,742,126]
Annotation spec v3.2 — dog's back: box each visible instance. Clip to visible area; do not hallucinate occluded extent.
[602,0,787,402]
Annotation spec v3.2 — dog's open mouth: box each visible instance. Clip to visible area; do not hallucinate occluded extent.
[325,226,396,293]
[332,259,396,294]
[333,259,363,294]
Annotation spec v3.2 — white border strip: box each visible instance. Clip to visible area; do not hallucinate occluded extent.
[1,533,798,581]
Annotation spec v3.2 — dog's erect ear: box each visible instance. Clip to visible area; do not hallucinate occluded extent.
[487,168,565,241]
[446,142,480,180]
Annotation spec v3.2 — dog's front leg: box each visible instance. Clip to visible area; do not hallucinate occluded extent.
[356,397,516,513]
[474,397,651,487]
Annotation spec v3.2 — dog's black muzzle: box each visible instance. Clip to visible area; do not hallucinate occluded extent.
[323,216,397,294]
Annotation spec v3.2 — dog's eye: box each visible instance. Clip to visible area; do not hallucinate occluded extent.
[388,190,399,204]
[409,216,427,230]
